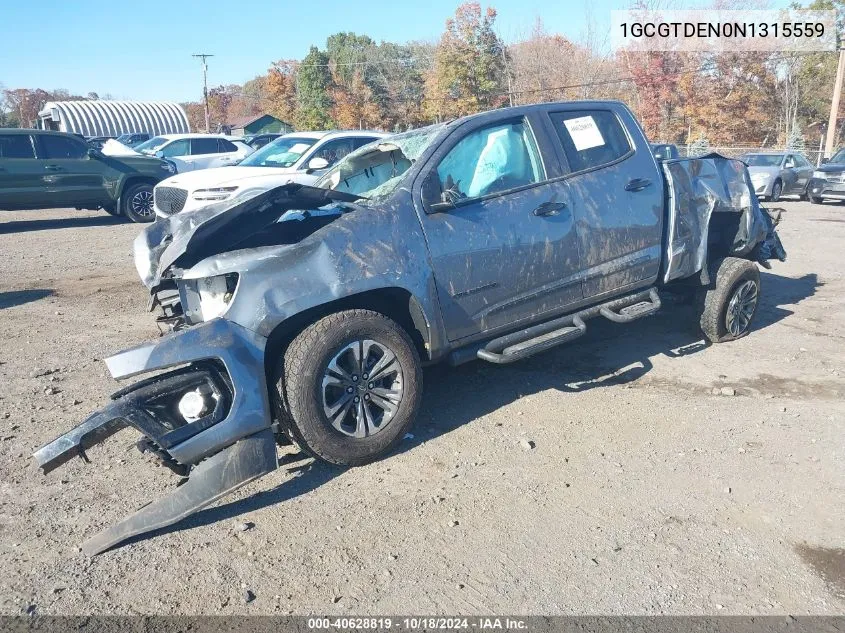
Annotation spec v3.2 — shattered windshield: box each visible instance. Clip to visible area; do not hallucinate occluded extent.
[316,124,446,202]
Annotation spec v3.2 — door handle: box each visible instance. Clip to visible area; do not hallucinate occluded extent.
[532,201,568,217]
[45,165,63,171]
[625,177,652,192]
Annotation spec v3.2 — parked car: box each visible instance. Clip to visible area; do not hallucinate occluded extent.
[806,147,845,203]
[0,128,175,222]
[152,130,385,217]
[649,143,680,160]
[133,134,253,173]
[86,136,116,150]
[34,101,786,555]
[242,133,285,149]
[116,133,151,148]
[740,151,814,201]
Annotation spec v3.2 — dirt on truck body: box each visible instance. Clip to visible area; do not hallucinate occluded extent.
[33,101,785,555]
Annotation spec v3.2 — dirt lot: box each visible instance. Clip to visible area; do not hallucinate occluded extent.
[0,202,843,615]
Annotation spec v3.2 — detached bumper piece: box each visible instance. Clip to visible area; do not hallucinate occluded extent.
[33,318,278,555]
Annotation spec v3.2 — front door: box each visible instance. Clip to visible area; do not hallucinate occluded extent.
[418,115,582,342]
[35,133,105,207]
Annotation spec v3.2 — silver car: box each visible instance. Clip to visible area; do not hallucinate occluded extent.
[742,152,814,201]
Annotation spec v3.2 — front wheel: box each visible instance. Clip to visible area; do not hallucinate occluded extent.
[278,309,422,466]
[809,194,824,204]
[770,180,782,202]
[121,183,155,223]
[698,257,761,343]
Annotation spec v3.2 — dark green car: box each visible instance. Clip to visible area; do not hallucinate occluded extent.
[0,129,176,222]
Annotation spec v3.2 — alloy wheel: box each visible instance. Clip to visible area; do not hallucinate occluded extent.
[321,339,404,438]
[725,279,758,337]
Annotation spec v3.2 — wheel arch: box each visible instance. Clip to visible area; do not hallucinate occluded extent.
[263,287,433,382]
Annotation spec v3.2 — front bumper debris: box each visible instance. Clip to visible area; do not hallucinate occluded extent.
[33,318,279,555]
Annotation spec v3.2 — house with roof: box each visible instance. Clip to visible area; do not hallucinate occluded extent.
[226,113,293,137]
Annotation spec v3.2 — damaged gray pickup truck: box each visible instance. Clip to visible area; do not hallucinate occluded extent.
[34,101,785,555]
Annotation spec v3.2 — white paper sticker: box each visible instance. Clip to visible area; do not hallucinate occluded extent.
[564,116,605,151]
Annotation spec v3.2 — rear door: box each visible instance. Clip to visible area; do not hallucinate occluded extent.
[543,105,663,298]
[35,133,106,207]
[416,113,582,342]
[187,137,225,170]
[0,133,45,209]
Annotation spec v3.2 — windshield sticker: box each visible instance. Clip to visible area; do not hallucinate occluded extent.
[564,116,605,151]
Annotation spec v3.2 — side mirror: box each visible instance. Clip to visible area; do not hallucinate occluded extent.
[154,150,164,158]
[306,157,329,173]
[822,157,830,164]
[87,148,101,159]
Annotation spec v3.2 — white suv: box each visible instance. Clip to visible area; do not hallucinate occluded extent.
[134,134,253,173]
[152,130,386,217]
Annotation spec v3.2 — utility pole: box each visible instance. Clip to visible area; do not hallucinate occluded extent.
[192,53,214,133]
[824,48,845,159]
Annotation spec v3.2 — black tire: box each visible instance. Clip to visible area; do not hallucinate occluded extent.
[278,309,422,466]
[770,180,782,202]
[809,195,824,204]
[698,257,761,343]
[121,182,155,223]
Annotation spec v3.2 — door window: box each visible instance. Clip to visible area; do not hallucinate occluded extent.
[191,137,222,155]
[311,138,356,167]
[218,138,238,153]
[794,154,810,167]
[160,139,190,158]
[436,120,544,202]
[550,110,632,173]
[0,134,36,158]
[39,134,88,159]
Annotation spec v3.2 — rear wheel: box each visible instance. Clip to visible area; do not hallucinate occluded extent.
[278,309,422,466]
[122,183,155,223]
[698,257,761,343]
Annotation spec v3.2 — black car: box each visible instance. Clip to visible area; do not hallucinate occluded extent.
[243,133,285,149]
[807,148,845,203]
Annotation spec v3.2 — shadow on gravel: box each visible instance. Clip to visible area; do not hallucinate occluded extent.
[400,271,820,453]
[0,214,127,234]
[0,288,54,309]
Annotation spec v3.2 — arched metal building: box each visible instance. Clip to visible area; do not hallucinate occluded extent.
[38,100,190,136]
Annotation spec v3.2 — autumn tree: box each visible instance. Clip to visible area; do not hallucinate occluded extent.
[263,61,299,126]
[296,46,334,130]
[424,2,508,121]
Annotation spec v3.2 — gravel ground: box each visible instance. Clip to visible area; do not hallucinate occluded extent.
[0,202,843,616]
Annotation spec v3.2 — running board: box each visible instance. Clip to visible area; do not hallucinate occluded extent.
[600,288,661,323]
[475,288,660,364]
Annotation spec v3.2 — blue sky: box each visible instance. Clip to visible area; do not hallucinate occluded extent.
[1,0,791,103]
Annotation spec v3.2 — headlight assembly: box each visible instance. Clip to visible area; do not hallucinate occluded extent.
[180,274,239,323]
[192,186,238,201]
[750,172,770,182]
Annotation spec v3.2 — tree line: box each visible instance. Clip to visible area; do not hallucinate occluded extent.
[3,0,845,152]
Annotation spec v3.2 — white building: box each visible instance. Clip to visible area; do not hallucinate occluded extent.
[38,100,190,137]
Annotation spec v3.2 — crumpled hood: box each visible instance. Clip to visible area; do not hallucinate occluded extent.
[160,165,298,190]
[134,183,362,288]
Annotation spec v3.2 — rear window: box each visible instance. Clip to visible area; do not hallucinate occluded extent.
[0,134,35,159]
[191,137,222,154]
[550,110,632,173]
